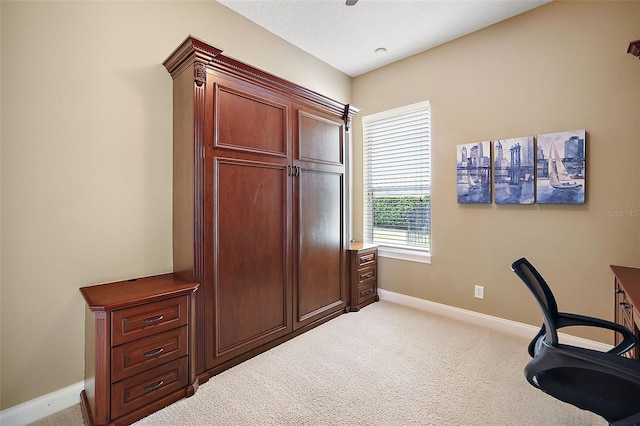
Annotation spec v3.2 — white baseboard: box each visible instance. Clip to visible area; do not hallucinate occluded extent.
[0,381,83,426]
[377,288,612,352]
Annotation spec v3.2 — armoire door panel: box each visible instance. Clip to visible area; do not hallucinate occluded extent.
[215,83,289,157]
[295,169,346,326]
[297,110,344,166]
[208,158,292,366]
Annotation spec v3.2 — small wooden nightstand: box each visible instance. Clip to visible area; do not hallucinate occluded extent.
[347,242,379,311]
[80,274,198,426]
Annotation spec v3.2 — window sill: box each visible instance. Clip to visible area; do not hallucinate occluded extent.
[378,246,431,264]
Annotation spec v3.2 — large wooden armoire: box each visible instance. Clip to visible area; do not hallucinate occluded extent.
[163,36,358,382]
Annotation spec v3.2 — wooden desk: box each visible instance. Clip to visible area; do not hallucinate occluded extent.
[611,265,640,360]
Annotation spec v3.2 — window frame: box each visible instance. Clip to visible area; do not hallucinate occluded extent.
[362,100,431,264]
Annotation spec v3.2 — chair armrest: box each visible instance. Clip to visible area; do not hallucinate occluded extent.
[556,312,638,355]
[528,326,546,357]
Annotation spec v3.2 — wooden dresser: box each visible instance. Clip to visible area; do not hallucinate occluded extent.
[348,242,379,311]
[80,274,198,426]
[611,265,640,360]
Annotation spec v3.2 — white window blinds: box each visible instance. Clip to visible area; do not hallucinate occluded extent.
[362,101,431,256]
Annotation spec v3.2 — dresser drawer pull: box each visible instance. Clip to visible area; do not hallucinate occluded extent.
[363,289,373,296]
[360,254,374,262]
[144,315,165,324]
[620,302,632,309]
[616,288,624,294]
[144,347,165,358]
[144,380,165,392]
[361,272,373,280]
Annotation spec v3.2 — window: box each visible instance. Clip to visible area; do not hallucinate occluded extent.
[362,101,431,263]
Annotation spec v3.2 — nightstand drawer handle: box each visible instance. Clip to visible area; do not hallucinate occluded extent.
[144,380,164,392]
[363,289,373,295]
[144,347,164,358]
[361,272,373,279]
[360,254,374,262]
[144,315,164,324]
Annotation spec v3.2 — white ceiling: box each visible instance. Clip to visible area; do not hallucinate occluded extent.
[217,0,551,77]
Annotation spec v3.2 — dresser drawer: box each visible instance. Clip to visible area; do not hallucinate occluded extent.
[356,282,377,304]
[357,250,377,269]
[617,288,634,325]
[357,266,376,285]
[621,304,634,330]
[112,326,189,382]
[111,356,188,420]
[112,296,188,346]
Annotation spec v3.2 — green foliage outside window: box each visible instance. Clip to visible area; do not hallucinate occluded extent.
[372,195,431,230]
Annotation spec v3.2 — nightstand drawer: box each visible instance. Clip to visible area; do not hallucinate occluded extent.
[356,282,377,304]
[111,356,188,420]
[357,266,376,285]
[357,250,377,269]
[112,296,188,346]
[112,326,189,382]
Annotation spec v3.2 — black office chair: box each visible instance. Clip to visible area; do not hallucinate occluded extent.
[511,257,640,426]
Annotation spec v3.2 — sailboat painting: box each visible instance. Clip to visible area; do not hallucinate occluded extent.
[493,136,535,204]
[536,129,586,204]
[457,141,491,203]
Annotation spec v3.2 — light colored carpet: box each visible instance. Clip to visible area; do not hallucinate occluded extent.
[31,301,605,425]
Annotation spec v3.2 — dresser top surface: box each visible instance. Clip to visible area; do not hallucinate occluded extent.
[80,273,198,312]
[348,242,379,252]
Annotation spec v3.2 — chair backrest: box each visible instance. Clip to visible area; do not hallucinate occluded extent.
[511,257,559,346]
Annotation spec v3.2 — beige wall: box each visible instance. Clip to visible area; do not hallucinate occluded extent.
[352,1,640,342]
[0,1,351,410]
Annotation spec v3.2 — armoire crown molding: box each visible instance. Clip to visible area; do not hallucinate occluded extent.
[163,35,359,128]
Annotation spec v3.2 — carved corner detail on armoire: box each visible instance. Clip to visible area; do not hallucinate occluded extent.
[194,62,207,87]
[342,103,360,132]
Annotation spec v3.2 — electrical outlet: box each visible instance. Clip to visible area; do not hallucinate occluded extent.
[474,285,484,299]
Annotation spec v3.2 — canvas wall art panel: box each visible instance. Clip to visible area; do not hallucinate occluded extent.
[493,136,535,204]
[457,141,491,203]
[535,129,585,204]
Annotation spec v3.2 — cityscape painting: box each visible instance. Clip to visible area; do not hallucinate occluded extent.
[457,141,491,203]
[535,129,586,204]
[493,136,535,204]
